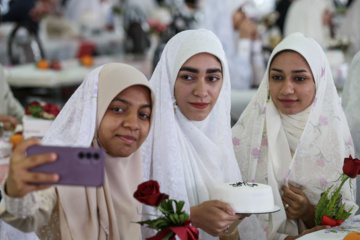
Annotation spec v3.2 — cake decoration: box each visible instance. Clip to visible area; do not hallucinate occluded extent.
[211,181,279,213]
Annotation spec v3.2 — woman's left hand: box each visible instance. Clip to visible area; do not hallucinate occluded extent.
[281,183,316,228]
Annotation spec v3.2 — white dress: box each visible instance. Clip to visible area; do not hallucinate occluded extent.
[141,29,265,240]
[232,32,358,240]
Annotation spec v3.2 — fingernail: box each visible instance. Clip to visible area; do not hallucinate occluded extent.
[53,174,60,181]
[227,209,235,215]
[50,153,57,161]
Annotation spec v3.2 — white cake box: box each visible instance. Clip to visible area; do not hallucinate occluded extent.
[23,115,53,139]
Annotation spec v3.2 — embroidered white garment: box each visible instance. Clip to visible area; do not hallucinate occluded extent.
[342,50,360,158]
[284,0,334,48]
[141,29,265,240]
[232,32,357,240]
[42,63,155,240]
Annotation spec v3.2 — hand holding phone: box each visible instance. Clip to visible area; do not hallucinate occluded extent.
[5,138,58,198]
[28,145,105,187]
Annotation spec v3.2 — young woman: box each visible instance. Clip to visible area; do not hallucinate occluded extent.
[232,32,357,240]
[141,29,264,240]
[0,63,155,240]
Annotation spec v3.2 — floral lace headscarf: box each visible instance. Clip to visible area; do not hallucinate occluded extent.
[232,32,356,239]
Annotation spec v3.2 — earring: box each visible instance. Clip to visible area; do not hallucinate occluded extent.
[267,90,270,103]
[173,101,177,114]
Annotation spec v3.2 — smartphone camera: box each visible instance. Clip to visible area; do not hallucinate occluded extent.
[78,151,100,164]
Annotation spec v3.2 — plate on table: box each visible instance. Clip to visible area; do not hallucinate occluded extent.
[236,205,281,214]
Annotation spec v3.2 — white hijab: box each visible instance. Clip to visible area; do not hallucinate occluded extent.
[284,0,334,48]
[232,32,357,240]
[42,63,155,240]
[142,29,265,240]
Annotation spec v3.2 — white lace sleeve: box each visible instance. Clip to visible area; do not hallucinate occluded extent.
[0,187,57,233]
[3,192,39,219]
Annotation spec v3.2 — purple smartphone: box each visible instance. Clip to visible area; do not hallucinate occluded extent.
[27,145,105,187]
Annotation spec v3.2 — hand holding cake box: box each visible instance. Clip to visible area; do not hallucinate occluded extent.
[211,182,280,214]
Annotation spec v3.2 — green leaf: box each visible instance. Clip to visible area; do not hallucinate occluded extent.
[28,105,43,118]
[176,201,185,213]
[158,199,175,215]
[315,175,354,226]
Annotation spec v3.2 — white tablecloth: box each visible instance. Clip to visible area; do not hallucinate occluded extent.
[298,215,360,240]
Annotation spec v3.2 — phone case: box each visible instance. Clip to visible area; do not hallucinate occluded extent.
[27,145,105,187]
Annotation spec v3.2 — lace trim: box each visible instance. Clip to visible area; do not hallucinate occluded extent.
[4,192,38,219]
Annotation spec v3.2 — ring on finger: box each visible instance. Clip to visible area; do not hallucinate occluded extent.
[224,225,230,233]
[284,203,289,210]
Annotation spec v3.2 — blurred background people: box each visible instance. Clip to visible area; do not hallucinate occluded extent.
[0,64,24,131]
[339,0,360,58]
[284,0,335,49]
[200,0,266,90]
[274,0,293,36]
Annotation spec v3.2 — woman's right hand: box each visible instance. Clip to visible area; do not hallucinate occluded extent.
[5,138,59,198]
[190,200,248,236]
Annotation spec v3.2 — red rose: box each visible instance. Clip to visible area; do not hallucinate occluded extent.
[343,155,360,178]
[43,103,60,117]
[134,180,169,207]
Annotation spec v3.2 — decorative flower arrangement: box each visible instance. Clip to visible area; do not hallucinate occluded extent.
[133,180,199,240]
[315,155,360,227]
[25,101,60,120]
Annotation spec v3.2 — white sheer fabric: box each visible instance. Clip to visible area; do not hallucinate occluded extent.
[141,29,264,240]
[342,50,360,158]
[342,50,360,214]
[339,0,360,57]
[232,32,357,240]
[284,0,334,48]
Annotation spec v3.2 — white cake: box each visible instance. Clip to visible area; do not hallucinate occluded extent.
[211,182,275,213]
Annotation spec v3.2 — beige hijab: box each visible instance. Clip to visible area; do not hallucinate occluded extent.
[42,63,155,240]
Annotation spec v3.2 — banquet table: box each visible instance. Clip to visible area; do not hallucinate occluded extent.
[297,215,360,239]
[4,55,152,107]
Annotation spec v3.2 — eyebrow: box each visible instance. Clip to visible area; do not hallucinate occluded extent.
[179,67,222,74]
[112,98,152,109]
[270,68,308,73]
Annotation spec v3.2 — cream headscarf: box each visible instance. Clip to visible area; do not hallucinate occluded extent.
[232,32,357,240]
[141,29,264,240]
[284,0,334,48]
[42,63,155,240]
